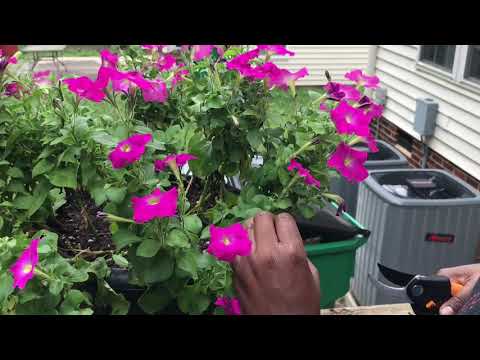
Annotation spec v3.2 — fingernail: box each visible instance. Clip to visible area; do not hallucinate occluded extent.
[440,306,454,315]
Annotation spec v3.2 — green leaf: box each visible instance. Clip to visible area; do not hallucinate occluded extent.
[0,272,14,303]
[142,251,174,284]
[166,229,190,249]
[91,185,107,206]
[27,181,50,217]
[106,187,126,204]
[183,215,202,234]
[96,280,130,315]
[112,229,142,250]
[92,132,117,146]
[49,279,64,296]
[177,287,211,315]
[177,250,198,279]
[136,238,162,258]
[246,129,263,150]
[200,227,210,240]
[0,216,3,231]
[59,290,93,315]
[5,181,27,194]
[138,285,172,314]
[12,194,34,210]
[206,96,225,109]
[34,230,58,254]
[112,254,129,268]
[48,167,78,189]
[32,159,54,178]
[7,167,24,178]
[275,198,293,210]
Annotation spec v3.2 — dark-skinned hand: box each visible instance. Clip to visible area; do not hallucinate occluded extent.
[232,212,321,315]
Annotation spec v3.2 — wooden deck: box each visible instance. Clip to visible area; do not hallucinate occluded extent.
[321,303,414,315]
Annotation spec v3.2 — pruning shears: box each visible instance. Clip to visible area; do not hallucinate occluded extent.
[369,264,464,315]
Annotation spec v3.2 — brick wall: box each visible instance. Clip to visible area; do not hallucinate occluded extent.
[370,117,480,191]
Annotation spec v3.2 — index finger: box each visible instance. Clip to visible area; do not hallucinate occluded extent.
[253,212,279,254]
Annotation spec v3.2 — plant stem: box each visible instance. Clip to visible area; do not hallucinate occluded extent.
[281,174,300,198]
[289,139,316,162]
[34,267,53,281]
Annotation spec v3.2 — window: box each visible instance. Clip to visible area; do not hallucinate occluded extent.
[419,45,456,72]
[464,45,480,83]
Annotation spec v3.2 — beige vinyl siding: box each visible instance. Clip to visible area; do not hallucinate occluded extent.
[375,45,480,179]
[272,45,370,85]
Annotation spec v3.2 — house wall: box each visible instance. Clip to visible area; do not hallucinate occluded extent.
[273,45,370,85]
[372,45,480,183]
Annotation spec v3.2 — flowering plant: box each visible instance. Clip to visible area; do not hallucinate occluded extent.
[0,45,383,315]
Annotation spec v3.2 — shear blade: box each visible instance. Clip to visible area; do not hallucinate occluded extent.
[377,263,416,287]
[368,274,411,303]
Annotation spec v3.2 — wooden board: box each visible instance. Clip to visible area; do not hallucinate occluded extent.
[321,303,414,315]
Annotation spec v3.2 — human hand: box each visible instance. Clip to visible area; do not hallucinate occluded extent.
[232,212,321,315]
[437,264,480,315]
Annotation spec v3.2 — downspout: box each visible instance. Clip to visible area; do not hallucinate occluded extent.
[367,45,380,136]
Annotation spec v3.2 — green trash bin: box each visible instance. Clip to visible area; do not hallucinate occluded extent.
[305,208,368,309]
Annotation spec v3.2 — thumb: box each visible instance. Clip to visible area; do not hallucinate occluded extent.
[439,278,478,315]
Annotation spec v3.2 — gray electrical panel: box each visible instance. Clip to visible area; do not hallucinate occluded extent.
[414,98,438,137]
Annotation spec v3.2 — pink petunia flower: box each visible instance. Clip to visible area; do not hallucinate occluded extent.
[361,133,379,153]
[287,159,321,188]
[100,49,119,68]
[325,82,362,102]
[9,238,40,290]
[4,82,20,97]
[215,296,242,315]
[63,76,106,102]
[142,79,168,103]
[330,100,372,137]
[131,187,178,223]
[257,45,295,56]
[319,103,329,112]
[345,69,380,89]
[171,65,189,88]
[157,54,176,72]
[207,223,252,263]
[108,133,153,169]
[327,142,369,183]
[226,49,261,78]
[33,70,52,88]
[142,45,165,53]
[262,62,309,91]
[191,45,224,61]
[8,56,17,65]
[154,153,197,172]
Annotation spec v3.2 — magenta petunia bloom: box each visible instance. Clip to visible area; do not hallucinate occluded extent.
[171,65,189,88]
[345,69,380,89]
[262,63,309,91]
[142,79,168,103]
[63,76,106,102]
[287,159,321,188]
[325,82,362,102]
[154,153,197,172]
[215,296,242,315]
[142,45,165,53]
[207,223,252,263]
[226,49,261,77]
[361,133,379,153]
[330,100,372,137]
[108,133,153,169]
[257,45,294,56]
[319,103,329,112]
[8,56,17,65]
[131,187,178,223]
[190,45,224,62]
[33,70,52,88]
[4,82,20,97]
[327,142,369,183]
[100,49,119,68]
[365,102,384,120]
[157,54,176,72]
[9,238,40,290]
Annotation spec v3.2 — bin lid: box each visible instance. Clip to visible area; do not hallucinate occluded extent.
[363,169,480,206]
[355,141,409,168]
